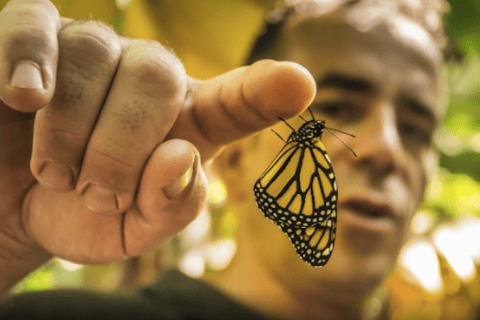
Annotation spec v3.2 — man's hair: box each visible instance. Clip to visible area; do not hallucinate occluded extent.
[248,0,459,64]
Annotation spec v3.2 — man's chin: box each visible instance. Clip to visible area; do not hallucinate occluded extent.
[310,248,395,296]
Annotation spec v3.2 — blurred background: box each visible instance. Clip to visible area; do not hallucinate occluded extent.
[12,1,480,319]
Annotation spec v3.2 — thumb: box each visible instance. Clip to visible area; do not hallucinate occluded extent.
[0,0,62,112]
[167,59,316,161]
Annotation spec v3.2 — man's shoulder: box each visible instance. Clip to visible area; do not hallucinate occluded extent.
[0,268,269,320]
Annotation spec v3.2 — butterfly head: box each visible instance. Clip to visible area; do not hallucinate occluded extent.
[294,119,326,141]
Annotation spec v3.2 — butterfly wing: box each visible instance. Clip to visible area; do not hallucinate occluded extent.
[253,138,338,228]
[254,140,301,224]
[280,212,337,268]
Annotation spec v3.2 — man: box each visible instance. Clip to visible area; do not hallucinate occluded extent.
[0,0,448,319]
[209,2,445,318]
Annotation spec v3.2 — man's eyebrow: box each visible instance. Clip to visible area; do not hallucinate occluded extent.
[404,98,438,126]
[317,73,375,93]
[316,72,438,125]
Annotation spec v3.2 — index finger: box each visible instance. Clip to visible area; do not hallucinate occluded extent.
[0,0,61,112]
[167,59,316,160]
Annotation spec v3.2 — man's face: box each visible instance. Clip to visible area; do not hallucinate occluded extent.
[233,17,441,303]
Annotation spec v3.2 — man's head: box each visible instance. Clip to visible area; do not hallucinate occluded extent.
[214,0,448,316]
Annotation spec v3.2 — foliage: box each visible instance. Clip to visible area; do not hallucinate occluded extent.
[430,1,480,219]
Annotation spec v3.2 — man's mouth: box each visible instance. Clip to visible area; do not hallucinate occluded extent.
[343,198,395,219]
[339,197,398,234]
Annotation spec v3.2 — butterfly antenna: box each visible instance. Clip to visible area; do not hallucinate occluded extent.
[308,108,315,120]
[271,129,286,143]
[326,129,357,157]
[325,126,356,138]
[279,117,296,132]
[299,115,308,122]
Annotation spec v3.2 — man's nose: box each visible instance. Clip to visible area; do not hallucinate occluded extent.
[352,104,403,176]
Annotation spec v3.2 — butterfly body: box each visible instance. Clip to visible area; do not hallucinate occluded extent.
[253,118,339,267]
[290,119,326,142]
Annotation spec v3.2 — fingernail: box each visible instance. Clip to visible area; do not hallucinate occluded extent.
[39,161,74,190]
[163,158,195,199]
[10,60,44,89]
[82,184,118,213]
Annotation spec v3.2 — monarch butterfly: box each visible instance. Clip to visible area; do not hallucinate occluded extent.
[253,109,354,267]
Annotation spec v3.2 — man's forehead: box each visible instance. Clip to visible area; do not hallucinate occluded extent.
[284,11,442,75]
[285,18,438,81]
[369,17,442,76]
[280,0,447,60]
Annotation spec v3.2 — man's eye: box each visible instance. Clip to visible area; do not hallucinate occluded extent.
[313,102,351,118]
[322,103,342,115]
[401,123,432,146]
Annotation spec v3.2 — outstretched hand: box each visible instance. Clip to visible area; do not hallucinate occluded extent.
[0,0,315,281]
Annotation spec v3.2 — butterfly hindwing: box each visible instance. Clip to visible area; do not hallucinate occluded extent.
[280,212,337,268]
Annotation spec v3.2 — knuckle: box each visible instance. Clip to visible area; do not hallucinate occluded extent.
[42,116,88,148]
[33,111,87,157]
[88,136,137,173]
[58,20,121,76]
[51,78,85,107]
[122,40,187,103]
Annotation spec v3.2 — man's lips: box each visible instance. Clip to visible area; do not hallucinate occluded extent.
[341,197,397,219]
[338,196,399,233]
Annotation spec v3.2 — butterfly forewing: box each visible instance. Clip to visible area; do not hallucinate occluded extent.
[253,124,338,228]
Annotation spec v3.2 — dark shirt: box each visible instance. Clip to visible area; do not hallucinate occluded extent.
[0,269,270,320]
